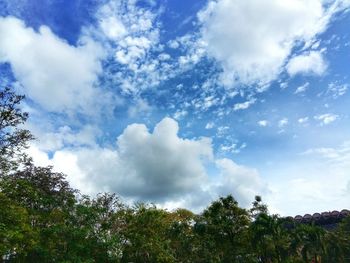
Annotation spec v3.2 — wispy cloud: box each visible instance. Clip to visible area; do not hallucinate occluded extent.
[278,118,289,128]
[326,82,348,99]
[258,120,269,127]
[298,117,309,124]
[233,98,256,111]
[314,113,339,125]
[295,82,310,94]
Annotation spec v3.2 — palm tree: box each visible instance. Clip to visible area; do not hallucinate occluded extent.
[250,213,291,262]
[323,216,350,262]
[292,224,325,263]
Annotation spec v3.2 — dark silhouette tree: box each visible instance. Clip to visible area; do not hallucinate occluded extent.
[0,87,33,174]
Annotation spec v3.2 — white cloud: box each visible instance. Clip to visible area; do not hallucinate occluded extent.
[287,51,327,76]
[220,142,246,155]
[94,0,168,94]
[303,147,342,159]
[327,82,348,98]
[94,0,206,97]
[233,98,256,111]
[205,122,215,129]
[29,124,101,152]
[0,16,106,114]
[198,0,333,86]
[303,141,350,165]
[173,110,188,120]
[216,126,229,137]
[280,82,288,89]
[314,113,339,125]
[29,118,213,201]
[214,158,267,207]
[29,118,267,210]
[168,40,180,49]
[258,120,269,127]
[158,53,171,61]
[298,117,309,124]
[173,34,207,71]
[27,146,100,194]
[99,13,127,40]
[113,118,214,200]
[295,82,310,94]
[278,118,289,128]
[127,99,152,118]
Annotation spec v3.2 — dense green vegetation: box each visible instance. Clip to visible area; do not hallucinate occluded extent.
[1,86,349,262]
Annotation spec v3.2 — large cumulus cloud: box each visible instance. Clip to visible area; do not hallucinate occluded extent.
[0,16,106,114]
[198,0,345,86]
[28,117,267,210]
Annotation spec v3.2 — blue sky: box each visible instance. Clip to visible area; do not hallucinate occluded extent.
[1,0,350,215]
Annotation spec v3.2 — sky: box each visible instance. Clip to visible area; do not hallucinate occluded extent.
[0,0,350,216]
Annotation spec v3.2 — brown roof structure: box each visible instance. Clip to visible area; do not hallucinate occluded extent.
[286,209,350,230]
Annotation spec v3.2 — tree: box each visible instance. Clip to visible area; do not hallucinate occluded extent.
[67,193,126,262]
[0,162,77,262]
[194,195,251,262]
[0,87,33,174]
[323,216,350,262]
[292,224,325,263]
[250,213,293,262]
[168,208,198,262]
[0,192,37,260]
[249,195,268,220]
[121,203,175,263]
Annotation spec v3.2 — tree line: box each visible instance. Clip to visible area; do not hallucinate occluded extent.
[1,86,349,263]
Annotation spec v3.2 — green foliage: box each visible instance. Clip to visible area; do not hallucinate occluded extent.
[121,203,176,263]
[0,87,34,174]
[292,224,325,263]
[168,208,198,262]
[323,216,350,262]
[68,193,126,262]
[0,162,77,262]
[250,195,268,219]
[193,195,251,262]
[251,213,302,263]
[0,192,37,259]
[1,175,350,262]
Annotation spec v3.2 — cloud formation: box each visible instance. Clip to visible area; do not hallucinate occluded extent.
[198,0,336,86]
[314,113,339,125]
[94,0,169,95]
[0,16,106,114]
[233,98,256,111]
[258,120,269,127]
[97,0,159,67]
[295,82,310,94]
[287,51,327,76]
[29,118,267,209]
[113,117,213,200]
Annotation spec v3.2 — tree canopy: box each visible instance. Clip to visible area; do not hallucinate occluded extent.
[0,87,33,174]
